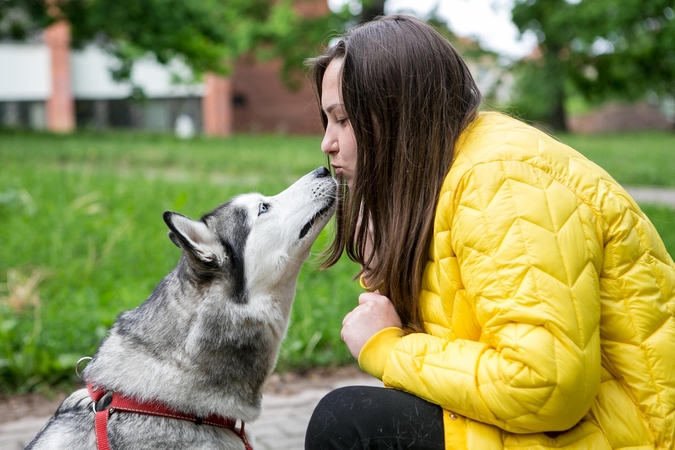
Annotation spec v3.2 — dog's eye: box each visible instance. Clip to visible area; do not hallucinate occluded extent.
[258,203,270,216]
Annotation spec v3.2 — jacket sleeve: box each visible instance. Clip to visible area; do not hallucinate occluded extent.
[358,160,604,434]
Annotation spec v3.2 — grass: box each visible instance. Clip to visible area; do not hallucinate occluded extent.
[0,129,363,393]
[0,127,674,394]
[560,132,675,188]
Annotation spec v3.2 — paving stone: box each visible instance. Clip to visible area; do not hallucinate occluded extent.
[0,376,381,449]
[626,186,675,208]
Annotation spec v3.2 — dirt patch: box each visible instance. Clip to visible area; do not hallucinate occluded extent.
[0,365,368,424]
[263,365,368,395]
[0,391,69,424]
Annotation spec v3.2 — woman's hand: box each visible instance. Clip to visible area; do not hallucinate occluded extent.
[341,291,403,360]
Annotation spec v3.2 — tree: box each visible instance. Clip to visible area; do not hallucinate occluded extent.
[360,0,385,23]
[566,1,675,106]
[0,0,347,84]
[511,0,675,131]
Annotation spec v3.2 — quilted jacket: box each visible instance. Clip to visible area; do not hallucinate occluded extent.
[358,111,675,449]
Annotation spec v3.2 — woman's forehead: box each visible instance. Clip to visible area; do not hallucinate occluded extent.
[321,59,344,109]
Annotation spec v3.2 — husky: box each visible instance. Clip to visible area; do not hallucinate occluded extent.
[26,167,337,449]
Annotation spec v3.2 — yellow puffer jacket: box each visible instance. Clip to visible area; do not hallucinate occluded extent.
[358,111,675,449]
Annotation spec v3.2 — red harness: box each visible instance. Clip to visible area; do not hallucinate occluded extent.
[88,382,252,450]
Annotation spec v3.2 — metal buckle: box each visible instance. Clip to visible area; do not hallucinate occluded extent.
[75,356,92,380]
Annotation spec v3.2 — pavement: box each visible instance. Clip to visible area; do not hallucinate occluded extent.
[625,186,675,208]
[1,186,672,449]
[0,374,382,450]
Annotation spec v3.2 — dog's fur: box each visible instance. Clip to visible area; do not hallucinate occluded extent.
[26,167,337,449]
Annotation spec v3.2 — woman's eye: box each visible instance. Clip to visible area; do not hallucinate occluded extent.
[336,117,347,125]
[258,203,270,216]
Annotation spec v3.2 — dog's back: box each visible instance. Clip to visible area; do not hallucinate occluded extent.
[27,390,95,449]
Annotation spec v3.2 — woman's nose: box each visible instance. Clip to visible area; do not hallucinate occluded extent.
[321,127,337,155]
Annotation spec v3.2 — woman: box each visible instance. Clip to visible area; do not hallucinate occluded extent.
[305,14,675,450]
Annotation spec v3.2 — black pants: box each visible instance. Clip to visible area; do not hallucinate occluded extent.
[305,385,445,449]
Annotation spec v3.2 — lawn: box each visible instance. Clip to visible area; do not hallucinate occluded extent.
[0,130,364,393]
[561,132,675,187]
[1,128,674,394]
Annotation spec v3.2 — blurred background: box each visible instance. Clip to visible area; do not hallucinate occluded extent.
[2,0,673,136]
[0,0,674,396]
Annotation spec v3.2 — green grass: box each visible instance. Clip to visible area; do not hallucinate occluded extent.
[642,205,675,257]
[560,132,675,188]
[0,128,674,394]
[0,129,362,393]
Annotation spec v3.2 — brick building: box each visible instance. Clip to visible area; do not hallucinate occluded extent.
[205,0,328,136]
[0,0,327,135]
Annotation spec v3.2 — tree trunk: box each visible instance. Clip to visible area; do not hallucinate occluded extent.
[360,0,386,23]
[549,86,568,132]
[543,45,568,133]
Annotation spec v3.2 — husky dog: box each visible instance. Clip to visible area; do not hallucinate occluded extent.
[27,167,337,449]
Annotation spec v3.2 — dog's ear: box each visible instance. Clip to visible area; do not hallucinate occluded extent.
[163,211,222,267]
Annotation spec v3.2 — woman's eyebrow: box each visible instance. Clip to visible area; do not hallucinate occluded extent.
[324,103,344,114]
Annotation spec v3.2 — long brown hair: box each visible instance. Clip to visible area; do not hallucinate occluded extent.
[309,15,482,331]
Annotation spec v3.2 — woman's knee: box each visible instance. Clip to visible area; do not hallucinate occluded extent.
[305,385,445,450]
[307,386,372,432]
[305,386,367,449]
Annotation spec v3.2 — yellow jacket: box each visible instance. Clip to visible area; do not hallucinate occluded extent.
[358,112,675,449]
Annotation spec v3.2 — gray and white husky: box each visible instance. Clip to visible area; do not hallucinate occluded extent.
[26,167,337,450]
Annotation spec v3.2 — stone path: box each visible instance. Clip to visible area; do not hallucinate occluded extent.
[0,374,382,450]
[625,186,675,208]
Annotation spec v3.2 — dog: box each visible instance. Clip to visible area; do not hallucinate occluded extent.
[26,167,337,449]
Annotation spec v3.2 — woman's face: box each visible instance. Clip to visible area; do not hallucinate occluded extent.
[321,58,357,189]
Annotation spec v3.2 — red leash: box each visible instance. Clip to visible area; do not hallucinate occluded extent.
[88,382,252,450]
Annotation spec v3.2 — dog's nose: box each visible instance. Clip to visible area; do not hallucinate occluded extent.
[313,167,331,178]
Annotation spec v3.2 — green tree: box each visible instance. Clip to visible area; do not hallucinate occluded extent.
[511,0,675,131]
[360,0,385,23]
[0,0,346,83]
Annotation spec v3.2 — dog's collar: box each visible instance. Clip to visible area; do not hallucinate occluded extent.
[87,382,252,450]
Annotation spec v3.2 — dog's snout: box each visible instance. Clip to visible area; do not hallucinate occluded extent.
[313,167,330,178]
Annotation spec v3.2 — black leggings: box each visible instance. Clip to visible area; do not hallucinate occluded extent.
[305,385,445,449]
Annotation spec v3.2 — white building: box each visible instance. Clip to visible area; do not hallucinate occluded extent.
[0,30,204,133]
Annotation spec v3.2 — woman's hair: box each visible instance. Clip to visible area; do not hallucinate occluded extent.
[309,15,482,331]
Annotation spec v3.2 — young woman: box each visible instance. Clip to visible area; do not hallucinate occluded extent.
[304,14,675,450]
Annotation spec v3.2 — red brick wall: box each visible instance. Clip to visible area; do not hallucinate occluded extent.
[231,57,322,135]
[294,0,330,17]
[569,102,673,134]
[230,0,328,135]
[203,74,233,136]
[44,20,75,132]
